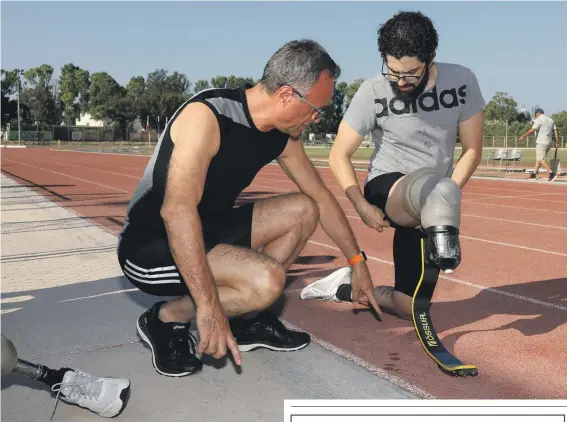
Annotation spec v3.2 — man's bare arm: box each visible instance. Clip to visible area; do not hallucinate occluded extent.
[277,138,360,259]
[162,102,221,308]
[277,138,383,316]
[452,110,484,188]
[521,127,536,137]
[329,120,366,210]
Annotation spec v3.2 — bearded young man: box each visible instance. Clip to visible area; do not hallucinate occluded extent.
[301,11,485,321]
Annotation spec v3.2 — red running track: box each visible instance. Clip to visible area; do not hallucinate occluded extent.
[2,147,566,399]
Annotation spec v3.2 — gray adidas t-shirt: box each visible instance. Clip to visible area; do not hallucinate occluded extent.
[343,62,485,184]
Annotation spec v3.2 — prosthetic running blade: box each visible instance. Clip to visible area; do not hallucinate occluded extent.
[412,239,478,377]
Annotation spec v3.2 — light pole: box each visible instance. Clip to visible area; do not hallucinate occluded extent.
[16,69,22,146]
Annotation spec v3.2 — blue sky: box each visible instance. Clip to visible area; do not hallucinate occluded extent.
[2,1,566,115]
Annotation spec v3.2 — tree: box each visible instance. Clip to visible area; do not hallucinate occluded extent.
[75,69,90,115]
[240,77,256,87]
[309,88,344,134]
[325,88,345,133]
[1,69,19,127]
[224,75,255,89]
[59,63,81,125]
[484,92,518,122]
[57,64,90,125]
[88,72,126,127]
[125,76,148,123]
[115,95,138,129]
[552,111,567,135]
[336,81,348,93]
[21,65,60,125]
[166,71,191,95]
[144,69,191,127]
[336,81,348,95]
[516,109,531,123]
[210,76,228,89]
[345,78,364,104]
[51,78,64,126]
[194,79,210,93]
[336,78,365,112]
[336,81,348,113]
[225,75,239,89]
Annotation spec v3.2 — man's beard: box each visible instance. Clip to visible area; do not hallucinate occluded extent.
[390,64,430,100]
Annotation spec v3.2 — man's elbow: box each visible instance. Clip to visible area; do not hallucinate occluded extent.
[329,145,348,172]
[160,200,198,223]
[160,204,178,224]
[472,143,483,156]
[461,141,483,162]
[471,145,483,164]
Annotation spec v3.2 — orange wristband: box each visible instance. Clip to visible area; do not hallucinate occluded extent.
[348,251,367,266]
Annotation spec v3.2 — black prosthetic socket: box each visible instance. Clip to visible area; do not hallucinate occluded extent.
[424,226,461,271]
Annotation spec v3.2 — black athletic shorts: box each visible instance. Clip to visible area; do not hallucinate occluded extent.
[364,172,425,297]
[363,171,405,229]
[117,202,255,297]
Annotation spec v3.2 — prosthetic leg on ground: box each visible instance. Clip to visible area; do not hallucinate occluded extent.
[396,169,477,376]
[1,334,67,383]
[1,334,131,419]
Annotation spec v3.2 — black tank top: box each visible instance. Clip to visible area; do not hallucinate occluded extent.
[121,86,289,237]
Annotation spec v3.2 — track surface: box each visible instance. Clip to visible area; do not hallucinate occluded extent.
[2,147,566,399]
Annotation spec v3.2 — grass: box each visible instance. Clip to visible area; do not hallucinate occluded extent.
[303,146,567,165]
[50,143,156,155]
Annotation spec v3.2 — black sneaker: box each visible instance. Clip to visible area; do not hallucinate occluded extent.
[229,311,311,352]
[136,301,202,377]
[549,172,557,182]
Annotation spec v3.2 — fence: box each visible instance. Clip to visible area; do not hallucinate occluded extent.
[301,133,567,149]
[477,136,566,148]
[1,126,566,149]
[1,125,158,145]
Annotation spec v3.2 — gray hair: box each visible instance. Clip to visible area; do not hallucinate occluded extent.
[260,39,341,95]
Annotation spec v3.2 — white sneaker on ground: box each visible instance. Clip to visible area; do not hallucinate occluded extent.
[50,369,130,419]
[300,267,352,302]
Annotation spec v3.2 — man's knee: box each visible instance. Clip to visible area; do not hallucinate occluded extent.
[392,304,413,321]
[393,291,413,320]
[249,261,286,309]
[291,194,319,232]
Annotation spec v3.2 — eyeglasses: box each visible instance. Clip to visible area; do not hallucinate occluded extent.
[279,84,325,117]
[381,61,427,84]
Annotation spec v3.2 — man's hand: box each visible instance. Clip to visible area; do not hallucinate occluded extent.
[356,200,391,233]
[351,262,383,320]
[196,303,242,366]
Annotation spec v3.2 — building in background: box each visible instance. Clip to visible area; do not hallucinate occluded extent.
[74,113,104,127]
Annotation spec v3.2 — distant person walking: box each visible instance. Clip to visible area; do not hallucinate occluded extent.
[519,108,559,181]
